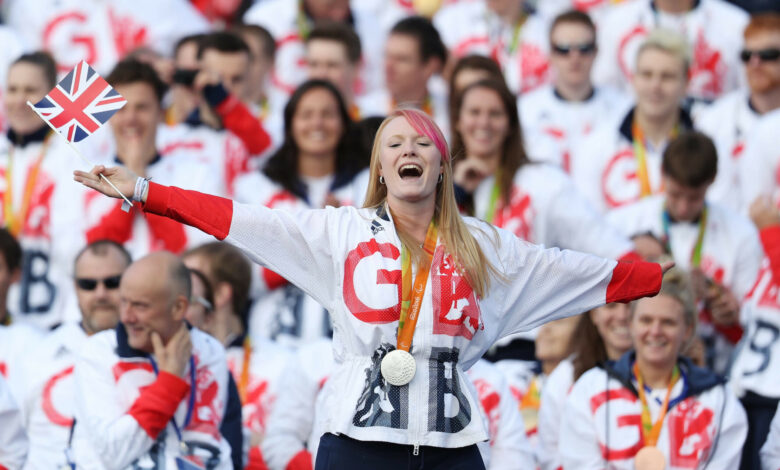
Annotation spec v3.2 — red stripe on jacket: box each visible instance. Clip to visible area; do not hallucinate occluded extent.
[128,371,190,439]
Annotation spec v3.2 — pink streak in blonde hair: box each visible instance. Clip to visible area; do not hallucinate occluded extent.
[394,108,450,162]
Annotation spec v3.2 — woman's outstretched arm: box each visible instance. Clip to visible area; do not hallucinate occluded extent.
[74,166,340,310]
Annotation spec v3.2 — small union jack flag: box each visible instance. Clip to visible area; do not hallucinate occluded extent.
[30,61,126,143]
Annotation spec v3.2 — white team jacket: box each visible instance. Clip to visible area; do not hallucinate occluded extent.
[6,0,207,75]
[592,0,748,102]
[730,226,780,400]
[13,323,86,470]
[737,109,780,215]
[0,324,43,388]
[693,90,757,212]
[560,353,747,470]
[0,374,27,470]
[570,107,695,214]
[141,183,662,448]
[243,0,386,98]
[433,1,550,95]
[0,131,104,330]
[606,194,761,301]
[71,325,232,469]
[472,164,634,260]
[519,86,631,173]
[263,339,534,470]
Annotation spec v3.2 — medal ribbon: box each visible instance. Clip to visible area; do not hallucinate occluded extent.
[634,362,680,446]
[661,205,708,268]
[3,136,52,237]
[632,120,653,198]
[484,178,501,224]
[396,221,438,352]
[238,336,251,403]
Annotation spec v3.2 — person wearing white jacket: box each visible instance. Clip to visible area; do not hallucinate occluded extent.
[0,373,27,470]
[75,107,667,469]
[70,252,233,470]
[560,269,747,470]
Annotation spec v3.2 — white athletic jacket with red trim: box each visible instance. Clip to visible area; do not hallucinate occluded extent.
[139,182,662,448]
[560,352,746,470]
[70,324,232,469]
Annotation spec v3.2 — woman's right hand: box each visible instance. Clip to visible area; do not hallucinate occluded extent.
[452,158,491,194]
[73,165,139,201]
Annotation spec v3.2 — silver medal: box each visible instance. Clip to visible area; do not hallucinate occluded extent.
[380,349,416,386]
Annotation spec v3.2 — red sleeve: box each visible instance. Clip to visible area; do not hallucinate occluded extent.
[128,371,190,439]
[262,268,289,290]
[246,446,270,470]
[713,322,743,344]
[216,95,271,156]
[761,225,780,283]
[86,201,137,244]
[143,183,233,241]
[286,450,314,470]
[605,261,663,304]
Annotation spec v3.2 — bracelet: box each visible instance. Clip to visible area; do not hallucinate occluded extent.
[133,176,152,202]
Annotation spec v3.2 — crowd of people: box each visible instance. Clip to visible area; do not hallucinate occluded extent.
[0,0,779,469]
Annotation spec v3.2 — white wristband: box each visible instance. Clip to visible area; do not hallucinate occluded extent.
[133,177,151,202]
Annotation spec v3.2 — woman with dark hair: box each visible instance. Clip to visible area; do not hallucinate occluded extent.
[237,79,367,210]
[451,78,639,364]
[234,79,369,347]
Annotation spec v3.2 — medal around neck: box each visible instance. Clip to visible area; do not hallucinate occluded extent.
[634,446,666,470]
[381,349,416,386]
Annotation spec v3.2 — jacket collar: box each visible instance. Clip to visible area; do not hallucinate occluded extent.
[618,106,694,142]
[602,350,724,401]
[7,125,50,148]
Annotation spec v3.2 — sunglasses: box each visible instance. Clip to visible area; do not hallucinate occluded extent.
[552,42,597,56]
[740,48,780,63]
[76,275,122,291]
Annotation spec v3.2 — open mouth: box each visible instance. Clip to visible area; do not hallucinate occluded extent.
[398,164,423,179]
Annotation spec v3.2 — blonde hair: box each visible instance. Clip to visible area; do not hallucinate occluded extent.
[636,28,691,75]
[363,108,495,298]
[630,265,697,329]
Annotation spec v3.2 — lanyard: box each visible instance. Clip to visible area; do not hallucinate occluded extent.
[633,362,680,446]
[661,205,708,268]
[631,120,653,198]
[296,0,311,40]
[3,136,52,237]
[149,355,197,443]
[396,221,438,352]
[238,336,251,403]
[484,178,501,224]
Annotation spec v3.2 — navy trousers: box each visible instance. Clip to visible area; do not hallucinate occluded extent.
[314,433,487,470]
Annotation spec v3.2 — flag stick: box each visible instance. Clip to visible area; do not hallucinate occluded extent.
[26,101,134,212]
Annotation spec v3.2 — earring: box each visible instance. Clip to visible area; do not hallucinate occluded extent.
[379,176,385,184]
[438,173,443,183]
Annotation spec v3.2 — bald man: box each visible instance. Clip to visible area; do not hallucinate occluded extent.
[70,252,236,470]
